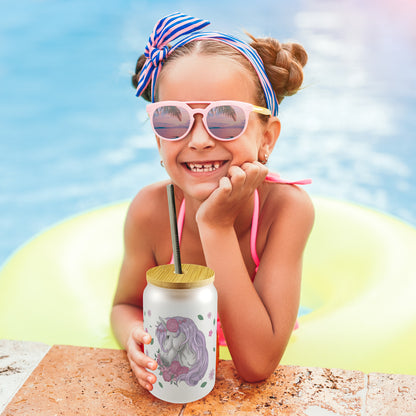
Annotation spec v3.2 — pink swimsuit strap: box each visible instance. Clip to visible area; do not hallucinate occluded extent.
[251,173,312,271]
[169,173,311,266]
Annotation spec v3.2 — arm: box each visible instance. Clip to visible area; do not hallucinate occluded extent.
[196,165,314,382]
[110,187,162,391]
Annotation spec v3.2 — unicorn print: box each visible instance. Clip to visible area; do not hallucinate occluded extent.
[155,316,208,386]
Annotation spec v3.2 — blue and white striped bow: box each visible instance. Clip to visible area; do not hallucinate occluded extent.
[135,13,209,102]
[135,12,279,116]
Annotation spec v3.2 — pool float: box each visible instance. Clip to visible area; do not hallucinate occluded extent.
[1,197,416,375]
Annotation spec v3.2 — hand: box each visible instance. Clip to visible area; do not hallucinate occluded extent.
[196,161,268,227]
[126,325,158,391]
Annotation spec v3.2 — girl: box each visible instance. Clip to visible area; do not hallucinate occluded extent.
[111,13,314,391]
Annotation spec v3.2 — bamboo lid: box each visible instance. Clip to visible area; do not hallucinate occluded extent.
[146,264,215,289]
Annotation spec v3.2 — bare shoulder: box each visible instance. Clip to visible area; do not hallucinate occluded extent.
[261,183,315,231]
[122,180,173,254]
[262,182,314,216]
[126,180,171,227]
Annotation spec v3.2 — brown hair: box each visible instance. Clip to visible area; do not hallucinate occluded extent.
[132,35,307,106]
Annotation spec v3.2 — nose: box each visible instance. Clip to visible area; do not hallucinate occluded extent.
[187,115,216,150]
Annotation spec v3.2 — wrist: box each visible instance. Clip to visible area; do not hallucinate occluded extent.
[197,221,238,256]
[197,216,235,233]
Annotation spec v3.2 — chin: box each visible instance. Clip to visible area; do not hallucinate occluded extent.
[184,181,219,202]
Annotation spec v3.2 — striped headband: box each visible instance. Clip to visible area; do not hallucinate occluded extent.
[135,12,279,116]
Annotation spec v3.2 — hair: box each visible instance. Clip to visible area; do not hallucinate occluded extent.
[132,34,307,107]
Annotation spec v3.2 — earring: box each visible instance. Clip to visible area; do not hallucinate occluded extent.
[160,160,165,168]
[261,154,269,164]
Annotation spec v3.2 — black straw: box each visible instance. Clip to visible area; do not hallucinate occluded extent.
[167,184,183,274]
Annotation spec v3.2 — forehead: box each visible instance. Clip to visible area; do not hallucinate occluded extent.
[156,54,257,102]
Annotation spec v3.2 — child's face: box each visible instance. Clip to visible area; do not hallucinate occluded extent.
[155,54,274,201]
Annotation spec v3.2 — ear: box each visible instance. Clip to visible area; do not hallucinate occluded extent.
[259,116,281,160]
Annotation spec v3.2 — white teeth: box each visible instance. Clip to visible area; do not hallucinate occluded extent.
[187,162,222,172]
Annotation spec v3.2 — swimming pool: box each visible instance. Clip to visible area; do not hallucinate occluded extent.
[1,0,415,266]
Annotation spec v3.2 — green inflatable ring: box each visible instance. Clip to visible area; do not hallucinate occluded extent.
[1,197,416,375]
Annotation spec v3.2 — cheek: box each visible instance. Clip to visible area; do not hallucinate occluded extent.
[241,124,265,152]
[158,141,176,160]
[252,123,270,157]
[158,143,184,175]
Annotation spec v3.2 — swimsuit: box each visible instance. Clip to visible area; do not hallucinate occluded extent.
[169,172,311,346]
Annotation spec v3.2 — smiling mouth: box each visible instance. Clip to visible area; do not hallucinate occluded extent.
[185,161,226,173]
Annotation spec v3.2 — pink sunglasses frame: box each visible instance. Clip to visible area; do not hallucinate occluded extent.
[146,100,271,141]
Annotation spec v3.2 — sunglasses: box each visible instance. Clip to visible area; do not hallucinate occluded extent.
[146,101,271,141]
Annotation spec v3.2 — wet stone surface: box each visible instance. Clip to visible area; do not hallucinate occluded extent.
[2,342,416,416]
[183,364,365,415]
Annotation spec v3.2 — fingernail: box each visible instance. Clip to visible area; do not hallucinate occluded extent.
[147,361,156,370]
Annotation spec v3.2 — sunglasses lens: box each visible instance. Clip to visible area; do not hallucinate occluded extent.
[206,104,246,140]
[151,105,190,140]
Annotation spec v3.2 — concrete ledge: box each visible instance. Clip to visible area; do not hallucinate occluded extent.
[0,340,50,412]
[1,342,416,415]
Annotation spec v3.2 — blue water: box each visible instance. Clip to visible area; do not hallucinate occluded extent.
[1,0,416,266]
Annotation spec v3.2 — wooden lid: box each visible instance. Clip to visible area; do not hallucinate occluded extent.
[146,264,215,289]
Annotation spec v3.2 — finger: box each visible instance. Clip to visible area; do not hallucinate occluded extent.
[127,345,157,372]
[206,176,232,205]
[228,165,246,188]
[130,359,156,391]
[132,326,151,345]
[241,161,268,177]
[241,162,268,186]
[218,176,232,193]
[253,160,269,178]
[127,347,158,383]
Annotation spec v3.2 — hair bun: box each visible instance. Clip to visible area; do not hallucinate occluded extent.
[249,35,308,103]
[132,54,152,102]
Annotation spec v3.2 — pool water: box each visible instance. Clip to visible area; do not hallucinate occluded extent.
[1,0,415,266]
